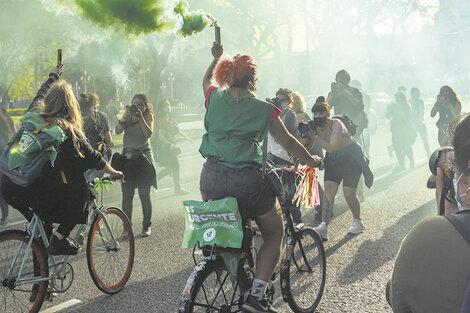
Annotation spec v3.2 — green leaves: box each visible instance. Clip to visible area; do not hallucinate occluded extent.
[94,177,112,194]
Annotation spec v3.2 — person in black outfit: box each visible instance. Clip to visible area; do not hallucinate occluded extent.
[1,66,123,255]
[79,92,113,181]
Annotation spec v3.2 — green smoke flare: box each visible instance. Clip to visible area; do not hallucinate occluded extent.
[75,0,176,35]
[74,0,217,36]
[174,0,217,37]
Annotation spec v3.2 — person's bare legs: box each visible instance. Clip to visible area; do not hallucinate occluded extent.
[343,186,360,219]
[323,181,339,224]
[254,200,284,282]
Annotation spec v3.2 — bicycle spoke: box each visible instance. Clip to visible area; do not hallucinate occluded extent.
[0,231,48,313]
[283,228,326,312]
[87,207,134,294]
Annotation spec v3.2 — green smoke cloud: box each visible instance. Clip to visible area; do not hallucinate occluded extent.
[174,0,217,37]
[74,0,177,35]
[73,0,217,37]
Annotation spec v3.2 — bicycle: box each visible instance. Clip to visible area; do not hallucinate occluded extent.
[0,177,135,313]
[178,166,326,312]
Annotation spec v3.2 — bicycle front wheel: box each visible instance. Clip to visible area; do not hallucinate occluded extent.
[180,258,242,312]
[87,206,134,294]
[281,227,326,313]
[0,230,49,313]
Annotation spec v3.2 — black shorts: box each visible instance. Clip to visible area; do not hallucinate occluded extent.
[200,159,276,220]
[324,153,362,188]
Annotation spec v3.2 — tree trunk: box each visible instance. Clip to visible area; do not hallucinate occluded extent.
[146,36,176,105]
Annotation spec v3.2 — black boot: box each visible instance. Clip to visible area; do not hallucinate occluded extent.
[47,235,80,255]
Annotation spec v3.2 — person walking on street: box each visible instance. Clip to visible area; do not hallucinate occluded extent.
[409,87,431,158]
[431,85,461,146]
[154,100,191,194]
[386,91,417,171]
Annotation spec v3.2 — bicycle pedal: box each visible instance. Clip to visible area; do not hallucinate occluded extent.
[46,288,58,301]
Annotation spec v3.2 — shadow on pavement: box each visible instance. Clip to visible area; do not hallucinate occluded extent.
[338,199,435,285]
[59,263,197,313]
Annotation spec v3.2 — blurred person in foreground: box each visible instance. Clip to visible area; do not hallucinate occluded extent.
[201,42,321,313]
[431,85,461,146]
[387,113,470,313]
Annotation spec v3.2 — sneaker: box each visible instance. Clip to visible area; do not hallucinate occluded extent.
[30,284,39,302]
[294,222,305,230]
[175,187,190,194]
[242,295,278,313]
[348,219,365,235]
[76,233,86,246]
[141,226,151,237]
[0,217,8,226]
[314,222,328,241]
[47,235,80,255]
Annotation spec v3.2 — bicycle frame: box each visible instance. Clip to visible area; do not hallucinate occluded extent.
[5,198,120,289]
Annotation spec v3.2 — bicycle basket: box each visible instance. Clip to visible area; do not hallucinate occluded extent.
[182,197,243,249]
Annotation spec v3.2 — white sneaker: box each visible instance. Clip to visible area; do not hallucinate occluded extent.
[348,219,365,235]
[314,222,328,241]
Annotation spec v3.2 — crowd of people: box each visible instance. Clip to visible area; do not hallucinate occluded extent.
[0,41,469,312]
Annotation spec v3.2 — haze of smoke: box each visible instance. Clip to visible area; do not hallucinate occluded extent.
[74,0,177,35]
[73,0,216,37]
[174,0,218,37]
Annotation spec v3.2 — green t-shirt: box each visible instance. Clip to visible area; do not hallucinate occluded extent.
[199,87,278,168]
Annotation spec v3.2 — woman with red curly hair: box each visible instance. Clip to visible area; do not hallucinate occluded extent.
[200,42,321,313]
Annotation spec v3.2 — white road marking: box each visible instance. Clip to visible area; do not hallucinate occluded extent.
[41,299,81,313]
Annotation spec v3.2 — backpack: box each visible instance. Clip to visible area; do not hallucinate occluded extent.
[332,114,357,136]
[83,110,109,160]
[0,112,66,187]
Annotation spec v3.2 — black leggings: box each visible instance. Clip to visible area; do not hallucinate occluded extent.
[121,183,152,228]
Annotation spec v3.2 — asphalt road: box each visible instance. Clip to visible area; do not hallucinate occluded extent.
[2,112,442,313]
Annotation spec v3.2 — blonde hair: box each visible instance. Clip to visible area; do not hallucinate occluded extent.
[292,91,306,114]
[33,80,85,154]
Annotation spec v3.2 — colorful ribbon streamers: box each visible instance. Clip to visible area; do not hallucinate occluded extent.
[292,165,320,208]
[94,177,112,195]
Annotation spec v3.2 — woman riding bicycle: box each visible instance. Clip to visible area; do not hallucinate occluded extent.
[200,42,321,313]
[1,66,123,256]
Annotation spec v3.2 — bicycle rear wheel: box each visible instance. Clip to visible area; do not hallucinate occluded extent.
[0,230,49,313]
[87,206,134,294]
[180,258,243,312]
[281,227,326,313]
